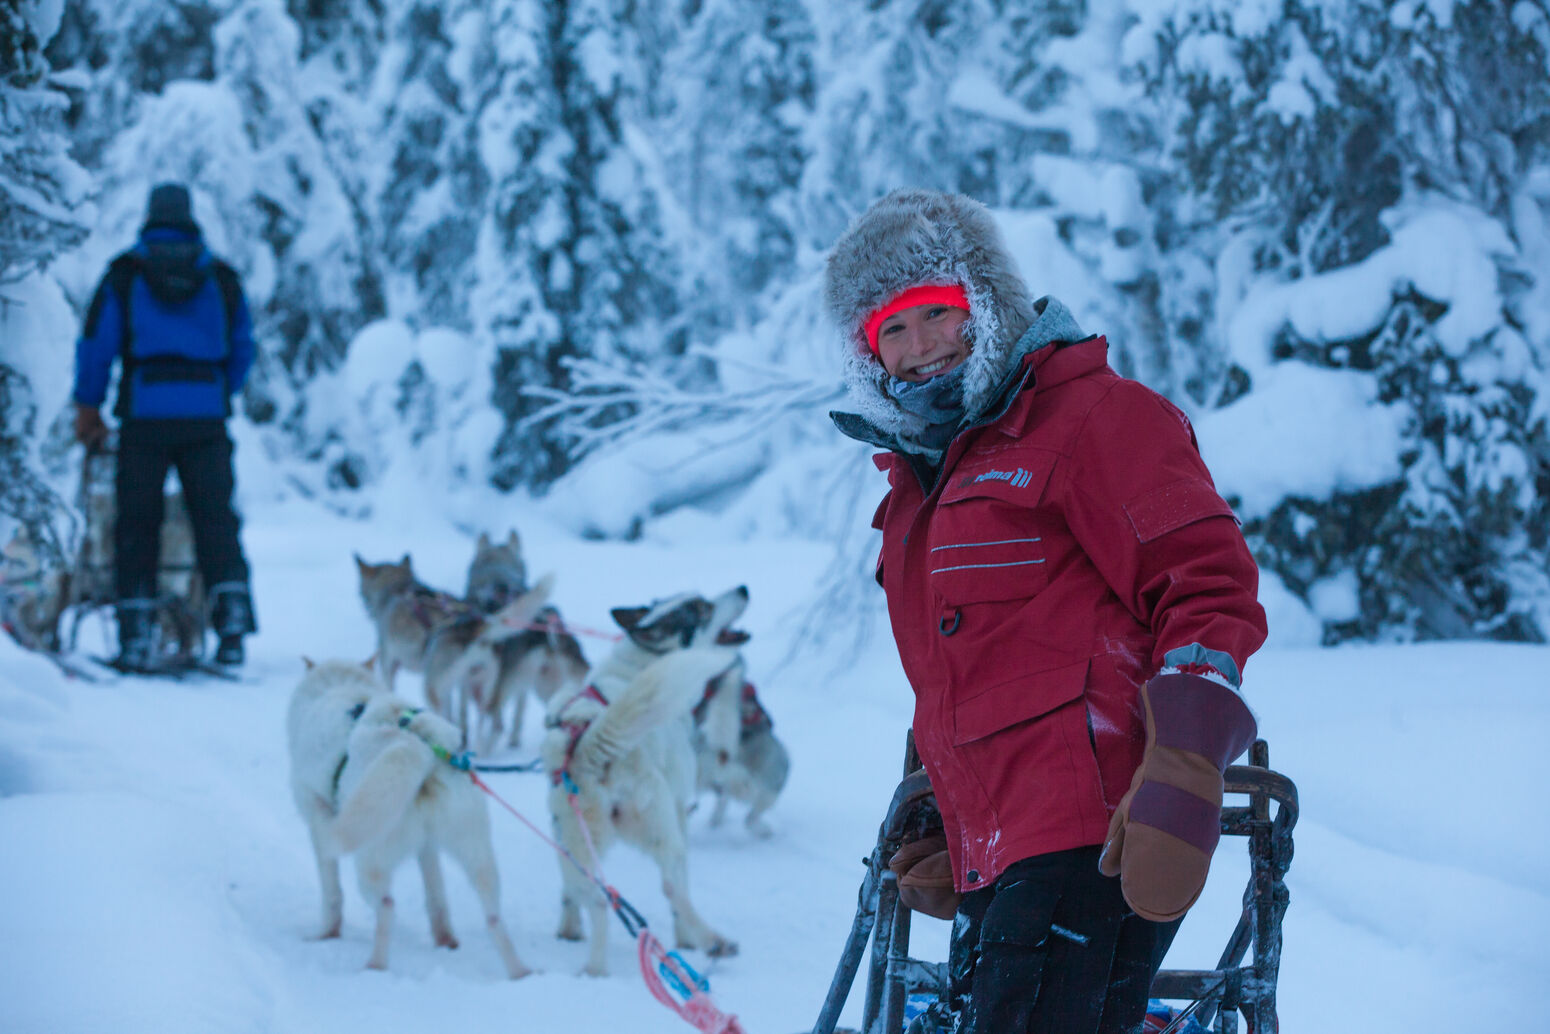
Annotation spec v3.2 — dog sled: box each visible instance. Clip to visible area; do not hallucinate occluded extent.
[0,440,212,676]
[809,734,1297,1034]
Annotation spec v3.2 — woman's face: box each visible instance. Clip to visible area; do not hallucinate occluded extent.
[876,303,972,382]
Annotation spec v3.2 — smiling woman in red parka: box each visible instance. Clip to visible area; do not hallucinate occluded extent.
[825,188,1268,1034]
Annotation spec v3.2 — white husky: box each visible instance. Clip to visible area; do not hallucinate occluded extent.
[541,585,750,975]
[285,658,531,978]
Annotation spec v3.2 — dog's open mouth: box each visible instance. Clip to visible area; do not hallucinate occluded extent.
[716,627,750,646]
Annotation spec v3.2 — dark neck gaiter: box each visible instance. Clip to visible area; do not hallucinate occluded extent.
[886,363,969,453]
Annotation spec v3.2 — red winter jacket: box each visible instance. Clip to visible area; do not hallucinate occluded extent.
[870,337,1267,892]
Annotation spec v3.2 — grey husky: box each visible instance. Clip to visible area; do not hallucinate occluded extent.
[693,651,790,838]
[353,553,468,691]
[463,530,588,752]
[422,573,559,749]
[541,585,749,975]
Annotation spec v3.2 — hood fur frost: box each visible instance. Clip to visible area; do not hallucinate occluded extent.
[823,189,1039,440]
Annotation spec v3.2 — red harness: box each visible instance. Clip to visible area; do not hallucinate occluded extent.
[551,683,610,787]
[692,678,772,737]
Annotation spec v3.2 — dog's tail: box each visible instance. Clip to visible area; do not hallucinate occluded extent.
[479,572,558,646]
[571,646,740,780]
[327,737,436,855]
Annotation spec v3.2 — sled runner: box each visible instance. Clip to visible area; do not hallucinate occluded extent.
[809,734,1297,1034]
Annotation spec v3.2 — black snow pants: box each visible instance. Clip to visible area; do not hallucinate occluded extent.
[115,419,251,603]
[948,846,1182,1034]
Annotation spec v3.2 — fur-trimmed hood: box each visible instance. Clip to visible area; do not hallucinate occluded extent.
[824,188,1083,449]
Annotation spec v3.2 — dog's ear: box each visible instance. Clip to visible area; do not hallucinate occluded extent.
[302,655,315,670]
[354,553,369,572]
[363,654,377,672]
[611,605,649,631]
[398,553,412,570]
[507,528,521,550]
[477,531,491,550]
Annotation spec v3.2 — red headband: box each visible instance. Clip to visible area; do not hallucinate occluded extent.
[863,284,971,355]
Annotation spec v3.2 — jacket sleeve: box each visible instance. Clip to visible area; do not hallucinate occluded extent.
[1061,381,1267,684]
[225,282,256,394]
[73,274,123,407]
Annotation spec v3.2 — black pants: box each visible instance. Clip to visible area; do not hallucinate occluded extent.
[115,419,250,602]
[949,847,1181,1034]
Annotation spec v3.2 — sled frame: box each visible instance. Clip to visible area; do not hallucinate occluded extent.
[60,442,208,664]
[810,736,1298,1034]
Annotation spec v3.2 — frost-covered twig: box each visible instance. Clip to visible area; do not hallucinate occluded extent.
[516,346,845,460]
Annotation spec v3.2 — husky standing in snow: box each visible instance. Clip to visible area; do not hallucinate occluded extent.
[541,586,748,975]
[693,651,791,839]
[422,573,558,749]
[353,553,467,692]
[462,531,589,752]
[285,657,531,978]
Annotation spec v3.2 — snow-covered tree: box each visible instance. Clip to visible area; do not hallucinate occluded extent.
[2,0,90,565]
[1136,0,1550,640]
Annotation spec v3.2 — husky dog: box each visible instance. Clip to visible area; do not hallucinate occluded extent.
[285,657,531,978]
[463,531,589,751]
[465,530,527,614]
[693,654,790,838]
[422,573,558,749]
[541,585,749,975]
[1,528,69,651]
[354,553,469,690]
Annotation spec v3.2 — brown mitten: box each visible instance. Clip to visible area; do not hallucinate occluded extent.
[1098,671,1256,921]
[888,832,961,920]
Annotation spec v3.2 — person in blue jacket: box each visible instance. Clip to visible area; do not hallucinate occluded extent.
[72,183,258,671]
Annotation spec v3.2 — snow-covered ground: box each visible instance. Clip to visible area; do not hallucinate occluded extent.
[1,498,1545,1033]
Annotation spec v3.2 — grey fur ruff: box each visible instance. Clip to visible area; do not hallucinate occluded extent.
[823,189,1037,438]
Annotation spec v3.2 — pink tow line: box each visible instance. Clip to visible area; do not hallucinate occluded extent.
[468,771,748,1034]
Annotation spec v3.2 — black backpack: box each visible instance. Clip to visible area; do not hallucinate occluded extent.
[82,249,245,416]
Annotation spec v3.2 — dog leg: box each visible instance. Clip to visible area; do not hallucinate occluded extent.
[358,864,396,971]
[647,828,738,959]
[309,826,343,939]
[556,889,585,942]
[476,695,501,757]
[708,790,729,829]
[506,680,527,749]
[582,886,611,977]
[744,793,776,839]
[418,847,458,949]
[447,834,531,979]
[456,684,471,751]
[553,832,610,974]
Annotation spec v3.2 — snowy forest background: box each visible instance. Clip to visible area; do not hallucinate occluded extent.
[4,0,1550,645]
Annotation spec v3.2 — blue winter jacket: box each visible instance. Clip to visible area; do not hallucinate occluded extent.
[73,228,256,420]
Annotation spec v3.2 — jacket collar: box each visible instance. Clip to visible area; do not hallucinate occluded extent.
[848,334,1110,492]
[986,334,1108,436]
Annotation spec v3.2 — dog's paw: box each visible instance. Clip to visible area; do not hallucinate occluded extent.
[434,931,460,950]
[705,937,739,959]
[747,817,775,839]
[555,924,584,942]
[308,924,342,942]
[580,962,609,978]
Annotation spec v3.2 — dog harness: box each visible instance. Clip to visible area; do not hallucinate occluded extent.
[691,678,772,740]
[409,585,470,627]
[549,684,611,787]
[327,699,369,805]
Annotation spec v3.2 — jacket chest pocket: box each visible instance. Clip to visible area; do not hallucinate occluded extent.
[927,456,1056,606]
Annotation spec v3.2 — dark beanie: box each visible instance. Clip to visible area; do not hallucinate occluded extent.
[144,183,198,234]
